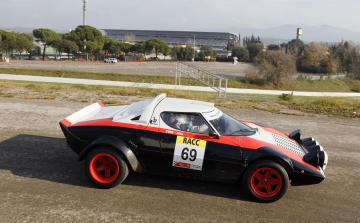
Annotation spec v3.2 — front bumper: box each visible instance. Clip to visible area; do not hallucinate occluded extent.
[301,137,328,171]
[288,130,329,186]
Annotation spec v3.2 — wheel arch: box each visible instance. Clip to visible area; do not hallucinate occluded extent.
[245,147,294,178]
[79,135,143,173]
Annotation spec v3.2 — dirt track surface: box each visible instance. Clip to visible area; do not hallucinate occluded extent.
[0,60,253,78]
[0,97,359,223]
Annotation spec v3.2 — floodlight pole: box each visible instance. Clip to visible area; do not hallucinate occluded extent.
[83,0,88,26]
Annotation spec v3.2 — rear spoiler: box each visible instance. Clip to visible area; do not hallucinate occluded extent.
[60,101,104,127]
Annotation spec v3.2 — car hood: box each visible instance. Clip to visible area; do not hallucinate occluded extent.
[241,122,306,157]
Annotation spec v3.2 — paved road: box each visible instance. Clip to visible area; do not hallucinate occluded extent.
[0,98,359,222]
[1,73,360,97]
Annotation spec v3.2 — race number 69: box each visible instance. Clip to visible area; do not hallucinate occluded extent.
[181,147,197,161]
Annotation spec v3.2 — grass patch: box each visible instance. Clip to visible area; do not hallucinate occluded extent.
[0,79,359,118]
[290,78,360,92]
[2,67,360,92]
[286,97,360,117]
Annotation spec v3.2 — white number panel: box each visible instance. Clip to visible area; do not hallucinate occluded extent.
[172,136,207,171]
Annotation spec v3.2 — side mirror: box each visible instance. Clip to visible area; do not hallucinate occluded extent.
[209,131,220,139]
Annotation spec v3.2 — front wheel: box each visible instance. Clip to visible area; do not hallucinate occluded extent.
[85,147,129,189]
[242,160,289,202]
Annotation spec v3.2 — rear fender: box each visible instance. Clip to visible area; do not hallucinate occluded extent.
[79,135,143,173]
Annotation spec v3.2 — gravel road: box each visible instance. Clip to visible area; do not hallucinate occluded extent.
[0,98,359,223]
[0,60,253,78]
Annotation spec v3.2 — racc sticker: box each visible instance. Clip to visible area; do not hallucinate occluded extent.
[172,136,207,171]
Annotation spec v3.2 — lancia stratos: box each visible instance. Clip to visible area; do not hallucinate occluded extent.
[59,94,328,202]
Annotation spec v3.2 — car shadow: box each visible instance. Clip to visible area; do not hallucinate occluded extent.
[0,134,250,201]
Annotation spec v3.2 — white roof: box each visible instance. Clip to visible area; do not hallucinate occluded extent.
[126,94,220,125]
[155,97,215,113]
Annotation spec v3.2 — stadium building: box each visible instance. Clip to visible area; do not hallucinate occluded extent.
[101,29,239,57]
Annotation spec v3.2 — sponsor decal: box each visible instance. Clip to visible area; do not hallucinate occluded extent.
[172,136,207,171]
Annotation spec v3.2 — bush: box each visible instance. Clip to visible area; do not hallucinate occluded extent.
[216,57,233,62]
[279,93,293,101]
[232,46,249,62]
[257,51,296,87]
[267,44,280,51]
[351,49,360,80]
[244,67,266,85]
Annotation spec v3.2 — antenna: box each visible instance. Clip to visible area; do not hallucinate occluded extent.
[83,0,88,26]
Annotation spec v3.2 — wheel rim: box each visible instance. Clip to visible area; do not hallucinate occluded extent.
[89,153,120,184]
[250,167,283,198]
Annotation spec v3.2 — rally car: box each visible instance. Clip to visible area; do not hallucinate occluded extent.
[59,94,328,202]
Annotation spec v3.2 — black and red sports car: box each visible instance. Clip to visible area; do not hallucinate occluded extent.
[60,94,328,202]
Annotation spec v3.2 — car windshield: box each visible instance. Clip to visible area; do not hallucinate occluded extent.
[209,113,256,136]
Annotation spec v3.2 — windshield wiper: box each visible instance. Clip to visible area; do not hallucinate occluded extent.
[230,128,256,136]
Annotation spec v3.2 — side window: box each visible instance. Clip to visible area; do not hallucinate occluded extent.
[161,112,210,134]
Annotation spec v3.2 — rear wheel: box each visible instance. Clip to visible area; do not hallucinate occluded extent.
[242,160,289,202]
[85,147,129,189]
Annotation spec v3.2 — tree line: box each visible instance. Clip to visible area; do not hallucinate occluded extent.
[0,25,217,61]
[230,36,360,85]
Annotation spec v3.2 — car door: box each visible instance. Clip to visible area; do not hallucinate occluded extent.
[157,112,218,178]
[158,111,245,181]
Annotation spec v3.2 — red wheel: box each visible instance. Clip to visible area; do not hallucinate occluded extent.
[89,153,120,184]
[243,160,289,202]
[250,167,283,198]
[85,147,129,189]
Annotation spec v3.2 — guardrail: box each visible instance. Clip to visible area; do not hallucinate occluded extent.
[175,62,228,96]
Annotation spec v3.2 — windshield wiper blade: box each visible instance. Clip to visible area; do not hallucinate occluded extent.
[230,128,256,136]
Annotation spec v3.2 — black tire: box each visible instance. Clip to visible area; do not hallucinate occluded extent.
[242,160,289,202]
[85,147,129,189]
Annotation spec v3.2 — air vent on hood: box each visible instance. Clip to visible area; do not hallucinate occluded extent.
[272,133,305,156]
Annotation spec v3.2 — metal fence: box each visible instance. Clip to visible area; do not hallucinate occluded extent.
[175,62,228,96]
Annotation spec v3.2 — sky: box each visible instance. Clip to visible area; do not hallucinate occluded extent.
[1,0,359,33]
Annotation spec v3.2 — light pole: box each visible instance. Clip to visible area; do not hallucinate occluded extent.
[83,0,88,26]
[192,35,196,62]
[84,39,88,61]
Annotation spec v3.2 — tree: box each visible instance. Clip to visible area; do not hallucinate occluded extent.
[33,28,60,60]
[66,25,104,59]
[62,40,79,59]
[243,35,262,46]
[121,42,132,54]
[144,38,169,59]
[298,42,337,73]
[0,30,17,56]
[14,33,33,59]
[85,41,102,58]
[283,39,305,57]
[257,51,296,87]
[247,43,263,62]
[131,42,146,55]
[350,47,360,80]
[103,37,122,56]
[231,46,249,62]
[330,41,354,73]
[162,44,171,58]
[197,46,216,61]
[172,46,194,61]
